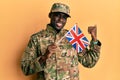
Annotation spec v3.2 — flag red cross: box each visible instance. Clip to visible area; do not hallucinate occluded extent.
[70,30,85,49]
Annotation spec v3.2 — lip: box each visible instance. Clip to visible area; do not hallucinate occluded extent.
[56,22,63,28]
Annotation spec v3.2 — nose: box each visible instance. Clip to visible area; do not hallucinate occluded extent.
[58,15,65,22]
[59,17,63,22]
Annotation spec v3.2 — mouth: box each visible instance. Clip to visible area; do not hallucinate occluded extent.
[56,22,63,29]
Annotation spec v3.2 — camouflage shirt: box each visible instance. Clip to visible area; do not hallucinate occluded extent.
[21,24,101,80]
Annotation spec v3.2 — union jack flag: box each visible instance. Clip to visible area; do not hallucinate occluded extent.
[66,24,89,52]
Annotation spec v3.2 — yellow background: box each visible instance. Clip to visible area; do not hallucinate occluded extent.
[0,0,120,80]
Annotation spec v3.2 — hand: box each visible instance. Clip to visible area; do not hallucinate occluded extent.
[46,43,57,58]
[39,43,57,63]
[88,25,97,41]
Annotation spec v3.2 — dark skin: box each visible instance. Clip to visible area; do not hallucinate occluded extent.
[39,12,97,63]
[49,12,68,33]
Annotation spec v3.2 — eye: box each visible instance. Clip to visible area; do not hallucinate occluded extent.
[63,15,67,19]
[53,12,68,20]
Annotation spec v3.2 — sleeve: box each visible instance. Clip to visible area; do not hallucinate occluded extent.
[21,35,45,75]
[78,40,101,68]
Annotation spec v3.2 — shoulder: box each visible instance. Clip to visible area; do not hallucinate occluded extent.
[28,29,47,45]
[28,29,48,43]
[31,29,47,38]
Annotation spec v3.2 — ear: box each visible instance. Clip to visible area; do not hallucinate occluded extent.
[48,13,52,18]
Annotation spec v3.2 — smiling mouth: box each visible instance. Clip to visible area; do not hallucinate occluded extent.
[56,23,63,27]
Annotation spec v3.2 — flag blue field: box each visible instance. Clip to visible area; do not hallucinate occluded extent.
[66,24,89,52]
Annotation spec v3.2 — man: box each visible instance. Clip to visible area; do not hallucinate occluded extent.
[21,3,101,80]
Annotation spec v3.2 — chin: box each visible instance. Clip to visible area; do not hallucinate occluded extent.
[56,27,63,30]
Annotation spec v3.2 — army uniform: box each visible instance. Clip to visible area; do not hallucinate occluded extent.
[21,3,101,80]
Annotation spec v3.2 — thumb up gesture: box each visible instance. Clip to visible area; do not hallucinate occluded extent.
[88,25,97,41]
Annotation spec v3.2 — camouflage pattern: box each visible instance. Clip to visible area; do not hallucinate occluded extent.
[21,24,101,80]
[50,3,70,17]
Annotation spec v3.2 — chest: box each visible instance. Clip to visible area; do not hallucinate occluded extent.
[39,32,74,55]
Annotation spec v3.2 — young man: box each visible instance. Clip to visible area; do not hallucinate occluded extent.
[21,3,101,80]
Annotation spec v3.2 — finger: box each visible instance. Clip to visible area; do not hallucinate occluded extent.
[52,46,57,49]
[48,46,57,50]
[50,44,57,49]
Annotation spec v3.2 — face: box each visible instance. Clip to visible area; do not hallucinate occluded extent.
[50,12,68,31]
